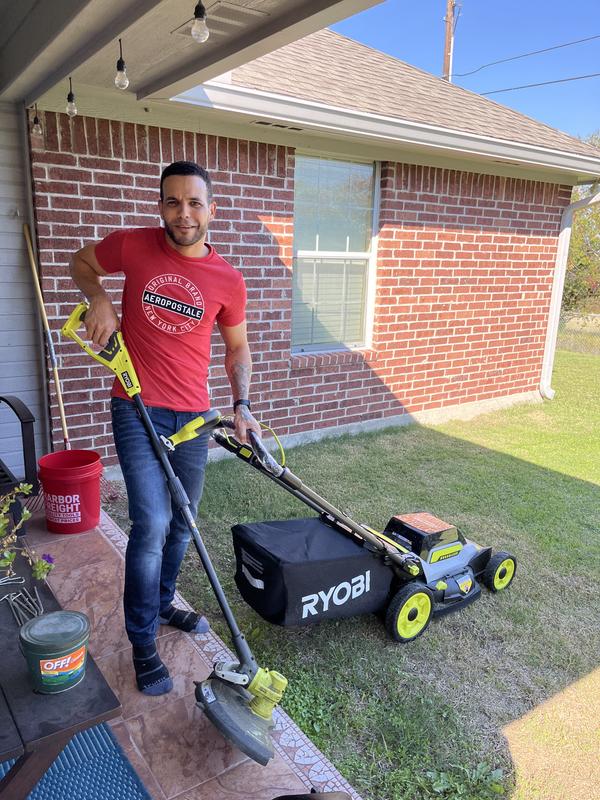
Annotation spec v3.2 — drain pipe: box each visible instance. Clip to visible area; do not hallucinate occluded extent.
[539,189,600,399]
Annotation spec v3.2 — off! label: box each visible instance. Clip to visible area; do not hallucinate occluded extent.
[40,645,86,679]
[44,493,81,523]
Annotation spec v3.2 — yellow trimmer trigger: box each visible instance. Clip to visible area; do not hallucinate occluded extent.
[167,410,223,448]
[61,302,141,398]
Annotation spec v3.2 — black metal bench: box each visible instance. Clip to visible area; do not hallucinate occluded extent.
[0,395,39,531]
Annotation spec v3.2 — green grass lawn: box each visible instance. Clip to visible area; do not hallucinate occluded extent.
[138,351,600,799]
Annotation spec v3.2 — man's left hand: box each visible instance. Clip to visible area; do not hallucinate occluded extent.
[234,405,261,445]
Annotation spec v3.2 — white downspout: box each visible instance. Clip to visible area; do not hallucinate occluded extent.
[539,189,600,399]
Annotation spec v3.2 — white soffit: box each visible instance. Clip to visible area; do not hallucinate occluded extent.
[173,82,600,181]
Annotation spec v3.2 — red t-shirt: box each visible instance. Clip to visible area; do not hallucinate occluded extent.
[95,227,246,411]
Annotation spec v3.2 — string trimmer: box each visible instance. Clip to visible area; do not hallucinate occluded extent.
[62,303,286,766]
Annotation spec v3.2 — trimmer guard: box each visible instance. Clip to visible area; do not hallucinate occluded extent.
[232,517,394,627]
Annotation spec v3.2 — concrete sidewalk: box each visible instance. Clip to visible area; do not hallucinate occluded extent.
[25,511,360,800]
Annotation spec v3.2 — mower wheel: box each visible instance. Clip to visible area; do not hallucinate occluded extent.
[483,551,516,592]
[385,583,434,643]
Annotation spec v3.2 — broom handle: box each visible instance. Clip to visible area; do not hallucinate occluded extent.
[23,223,70,450]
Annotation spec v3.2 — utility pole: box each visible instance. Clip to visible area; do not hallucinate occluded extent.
[442,0,456,81]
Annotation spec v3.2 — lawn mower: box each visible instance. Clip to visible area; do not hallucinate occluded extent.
[213,423,517,644]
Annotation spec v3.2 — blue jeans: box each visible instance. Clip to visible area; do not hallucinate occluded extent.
[111,397,210,646]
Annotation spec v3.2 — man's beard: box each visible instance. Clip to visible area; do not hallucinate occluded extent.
[163,220,207,248]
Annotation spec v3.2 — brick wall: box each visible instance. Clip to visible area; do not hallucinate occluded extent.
[374,164,572,411]
[29,113,571,464]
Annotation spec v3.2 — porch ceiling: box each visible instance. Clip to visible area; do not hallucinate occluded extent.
[0,0,382,107]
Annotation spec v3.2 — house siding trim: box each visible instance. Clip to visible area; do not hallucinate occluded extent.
[0,102,49,473]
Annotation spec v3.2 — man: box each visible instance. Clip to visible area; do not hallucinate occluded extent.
[70,161,261,696]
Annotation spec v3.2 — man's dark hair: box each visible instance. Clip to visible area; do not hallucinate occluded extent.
[160,161,212,201]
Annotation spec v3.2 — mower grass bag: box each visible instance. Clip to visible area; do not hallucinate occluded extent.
[232,517,394,627]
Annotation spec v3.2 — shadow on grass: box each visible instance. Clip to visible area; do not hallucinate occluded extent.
[177,420,599,800]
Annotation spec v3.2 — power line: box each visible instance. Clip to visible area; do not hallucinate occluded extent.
[454,33,600,78]
[482,71,600,95]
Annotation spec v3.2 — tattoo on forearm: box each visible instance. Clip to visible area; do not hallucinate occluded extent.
[229,359,250,400]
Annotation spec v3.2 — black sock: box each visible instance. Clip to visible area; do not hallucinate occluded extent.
[159,605,209,633]
[132,643,173,696]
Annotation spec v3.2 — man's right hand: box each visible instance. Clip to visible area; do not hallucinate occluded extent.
[85,294,119,348]
[70,242,118,347]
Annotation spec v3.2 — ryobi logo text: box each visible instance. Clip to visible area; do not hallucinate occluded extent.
[301,571,371,619]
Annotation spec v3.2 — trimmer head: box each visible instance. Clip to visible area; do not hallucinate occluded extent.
[195,675,275,766]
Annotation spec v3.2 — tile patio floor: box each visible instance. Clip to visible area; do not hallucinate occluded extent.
[24,511,360,800]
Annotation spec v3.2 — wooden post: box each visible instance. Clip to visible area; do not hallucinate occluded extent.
[442,0,456,81]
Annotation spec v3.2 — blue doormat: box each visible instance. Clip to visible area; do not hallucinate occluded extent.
[0,723,151,799]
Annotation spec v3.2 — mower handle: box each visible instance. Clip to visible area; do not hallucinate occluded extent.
[248,431,284,477]
[219,420,283,477]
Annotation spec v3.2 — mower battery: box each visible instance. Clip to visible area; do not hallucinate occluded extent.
[232,517,394,627]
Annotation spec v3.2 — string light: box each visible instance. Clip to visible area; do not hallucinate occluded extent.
[114,38,129,90]
[191,2,209,43]
[66,77,77,118]
[31,104,43,136]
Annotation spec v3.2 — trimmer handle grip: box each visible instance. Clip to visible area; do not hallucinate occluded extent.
[166,410,223,448]
[61,302,141,398]
[61,302,92,354]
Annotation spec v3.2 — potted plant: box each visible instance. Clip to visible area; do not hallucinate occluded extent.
[1,483,55,581]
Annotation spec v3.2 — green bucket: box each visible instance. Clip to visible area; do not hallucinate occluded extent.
[19,610,90,694]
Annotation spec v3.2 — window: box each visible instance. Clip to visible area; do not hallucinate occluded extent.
[292,155,376,351]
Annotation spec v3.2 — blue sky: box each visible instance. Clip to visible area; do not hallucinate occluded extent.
[331,0,600,140]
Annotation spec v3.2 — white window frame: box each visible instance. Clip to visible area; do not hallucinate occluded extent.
[292,155,380,353]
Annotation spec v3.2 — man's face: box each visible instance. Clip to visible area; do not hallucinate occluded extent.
[158,174,215,249]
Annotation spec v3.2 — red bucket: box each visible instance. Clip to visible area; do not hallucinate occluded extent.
[38,450,103,534]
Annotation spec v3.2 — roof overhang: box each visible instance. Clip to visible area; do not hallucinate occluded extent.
[34,77,597,186]
[0,0,384,107]
[174,81,600,183]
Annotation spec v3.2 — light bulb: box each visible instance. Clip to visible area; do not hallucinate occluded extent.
[115,67,129,90]
[191,3,209,43]
[191,16,209,42]
[66,78,77,118]
[31,105,43,136]
[114,42,129,90]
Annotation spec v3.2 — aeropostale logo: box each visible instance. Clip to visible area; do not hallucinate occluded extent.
[142,273,205,334]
